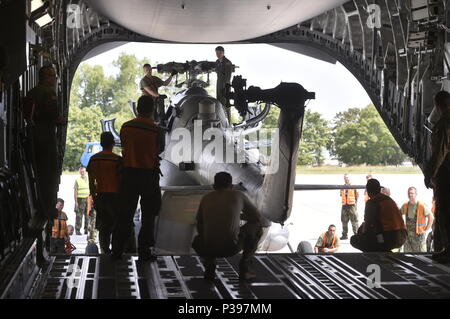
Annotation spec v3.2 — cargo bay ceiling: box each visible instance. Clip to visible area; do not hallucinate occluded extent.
[84,0,349,42]
[29,0,450,172]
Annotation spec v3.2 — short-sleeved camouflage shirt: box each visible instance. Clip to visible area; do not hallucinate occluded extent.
[26,83,58,145]
[26,83,58,124]
[315,232,340,248]
[140,75,164,96]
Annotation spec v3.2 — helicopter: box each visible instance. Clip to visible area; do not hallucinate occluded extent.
[101,60,365,254]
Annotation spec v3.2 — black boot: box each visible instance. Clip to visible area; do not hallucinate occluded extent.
[203,258,216,281]
[138,247,157,262]
[99,232,112,254]
[434,252,450,264]
[239,258,256,281]
[432,246,450,261]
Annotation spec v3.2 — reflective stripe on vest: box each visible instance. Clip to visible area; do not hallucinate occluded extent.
[76,177,89,198]
[341,189,356,205]
[321,232,337,249]
[51,212,68,239]
[401,201,427,235]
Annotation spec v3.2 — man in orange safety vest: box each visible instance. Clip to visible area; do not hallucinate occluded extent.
[401,186,433,252]
[340,174,359,240]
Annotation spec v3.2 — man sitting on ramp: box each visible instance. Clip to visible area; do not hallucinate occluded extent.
[314,224,340,253]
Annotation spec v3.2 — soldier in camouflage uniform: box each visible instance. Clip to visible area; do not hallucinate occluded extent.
[425,90,450,263]
[74,167,89,235]
[140,63,175,123]
[340,174,359,240]
[87,195,98,244]
[401,187,433,252]
[314,225,340,253]
[26,65,66,257]
[26,65,64,221]
[215,46,233,123]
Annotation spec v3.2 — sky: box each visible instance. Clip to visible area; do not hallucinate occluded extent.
[83,42,372,121]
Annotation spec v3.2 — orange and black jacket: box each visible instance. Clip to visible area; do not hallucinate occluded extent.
[87,150,123,194]
[120,116,165,169]
[364,193,406,234]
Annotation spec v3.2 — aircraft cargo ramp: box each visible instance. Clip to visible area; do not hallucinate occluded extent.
[29,253,450,299]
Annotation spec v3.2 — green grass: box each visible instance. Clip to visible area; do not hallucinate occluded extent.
[296,165,422,174]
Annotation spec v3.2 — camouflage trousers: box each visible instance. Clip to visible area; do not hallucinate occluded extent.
[75,197,88,233]
[87,209,98,244]
[341,205,358,237]
[403,229,426,252]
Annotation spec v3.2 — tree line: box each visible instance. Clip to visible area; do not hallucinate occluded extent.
[262,105,406,167]
[63,53,407,171]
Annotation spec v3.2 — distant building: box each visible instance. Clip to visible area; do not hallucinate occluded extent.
[323,159,340,166]
[322,149,340,166]
[401,161,414,167]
